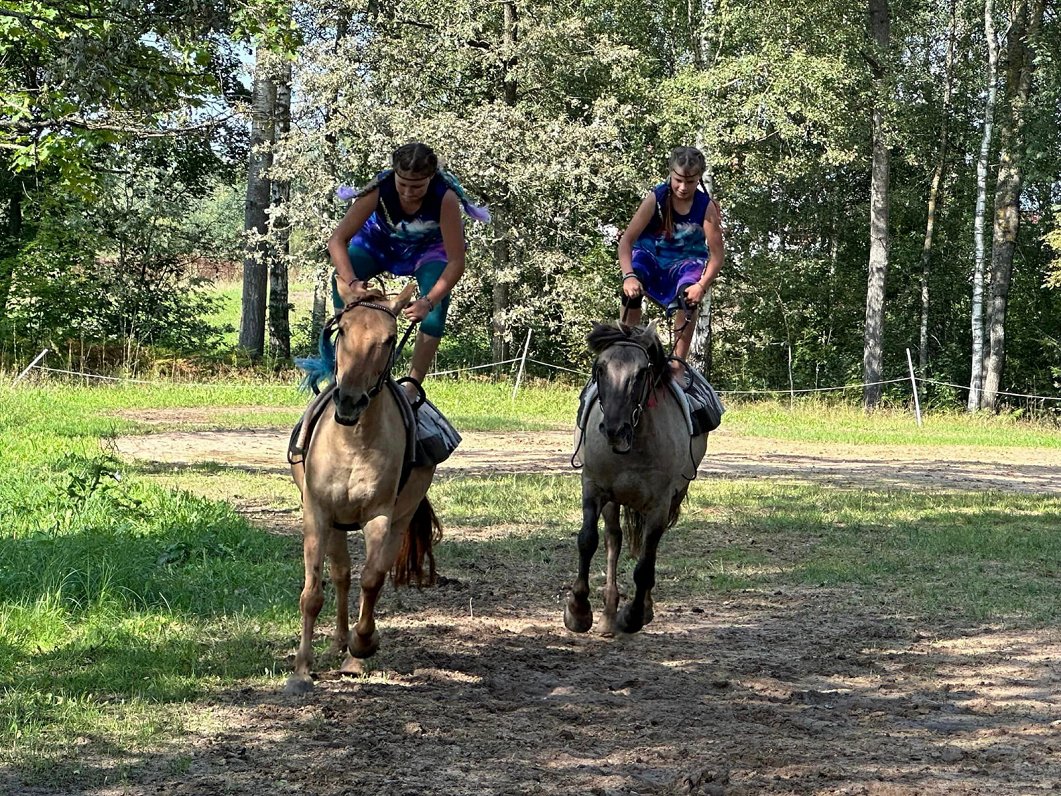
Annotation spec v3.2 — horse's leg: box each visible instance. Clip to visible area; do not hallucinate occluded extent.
[598,501,623,636]
[285,507,329,694]
[349,512,397,659]
[326,530,351,657]
[617,508,667,634]
[564,486,602,633]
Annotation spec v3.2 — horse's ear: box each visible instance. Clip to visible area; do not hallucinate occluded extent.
[336,278,367,307]
[390,280,418,313]
[645,319,658,336]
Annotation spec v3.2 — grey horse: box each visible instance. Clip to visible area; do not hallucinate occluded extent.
[565,321,708,635]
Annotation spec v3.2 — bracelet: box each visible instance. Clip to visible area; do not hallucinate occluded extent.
[622,273,640,281]
[421,296,435,311]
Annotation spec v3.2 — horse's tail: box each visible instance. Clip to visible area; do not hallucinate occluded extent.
[621,507,645,559]
[621,491,686,559]
[392,497,443,587]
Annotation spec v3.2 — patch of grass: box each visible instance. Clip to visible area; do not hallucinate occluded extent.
[722,397,1061,448]
[674,481,1061,619]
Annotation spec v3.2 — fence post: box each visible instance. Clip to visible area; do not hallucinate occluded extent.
[511,328,533,399]
[906,347,923,427]
[12,349,49,385]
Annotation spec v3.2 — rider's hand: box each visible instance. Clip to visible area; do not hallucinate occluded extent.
[622,276,643,299]
[684,282,707,306]
[403,297,433,322]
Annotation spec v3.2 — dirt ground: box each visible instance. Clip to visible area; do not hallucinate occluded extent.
[35,413,1061,794]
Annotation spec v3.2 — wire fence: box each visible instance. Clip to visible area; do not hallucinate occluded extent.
[10,347,1061,406]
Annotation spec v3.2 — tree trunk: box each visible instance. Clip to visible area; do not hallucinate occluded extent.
[268,63,293,361]
[0,181,21,314]
[918,0,957,377]
[689,146,714,377]
[490,2,518,368]
[310,8,352,348]
[491,214,510,368]
[863,0,891,411]
[969,0,1000,411]
[981,0,1045,410]
[238,61,277,358]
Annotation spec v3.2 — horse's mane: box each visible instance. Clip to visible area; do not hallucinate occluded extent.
[294,289,390,392]
[587,322,672,385]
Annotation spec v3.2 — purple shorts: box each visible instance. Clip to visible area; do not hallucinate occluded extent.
[630,248,705,313]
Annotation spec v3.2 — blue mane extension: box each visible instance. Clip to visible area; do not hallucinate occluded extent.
[294,323,338,393]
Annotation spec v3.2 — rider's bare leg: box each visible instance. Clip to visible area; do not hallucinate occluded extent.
[670,307,698,385]
[404,331,440,399]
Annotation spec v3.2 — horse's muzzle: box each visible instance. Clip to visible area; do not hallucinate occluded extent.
[334,389,369,426]
[600,421,634,454]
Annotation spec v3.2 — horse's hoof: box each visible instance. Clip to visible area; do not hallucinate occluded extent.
[564,603,593,633]
[283,674,315,695]
[340,655,369,675]
[349,630,380,659]
[616,607,644,634]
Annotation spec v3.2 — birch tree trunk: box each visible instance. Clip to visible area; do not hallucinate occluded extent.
[311,9,352,345]
[918,0,957,376]
[238,60,277,358]
[981,0,1045,410]
[968,0,999,411]
[863,0,891,411]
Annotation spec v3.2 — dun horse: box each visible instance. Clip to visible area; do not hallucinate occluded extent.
[566,322,708,636]
[287,282,441,694]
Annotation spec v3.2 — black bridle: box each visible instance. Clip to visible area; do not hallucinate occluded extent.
[325,299,419,400]
[596,340,661,431]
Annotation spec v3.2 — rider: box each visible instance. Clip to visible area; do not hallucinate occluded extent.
[327,142,490,399]
[617,146,725,374]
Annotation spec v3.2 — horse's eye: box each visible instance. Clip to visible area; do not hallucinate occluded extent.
[385,334,396,347]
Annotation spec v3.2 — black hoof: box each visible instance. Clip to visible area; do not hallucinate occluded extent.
[564,603,593,633]
[283,674,315,695]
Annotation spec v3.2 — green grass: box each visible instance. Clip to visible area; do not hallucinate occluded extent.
[720,397,1061,448]
[1,378,1060,786]
[427,474,1061,622]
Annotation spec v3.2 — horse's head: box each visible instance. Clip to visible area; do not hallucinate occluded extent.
[587,321,672,454]
[329,281,417,426]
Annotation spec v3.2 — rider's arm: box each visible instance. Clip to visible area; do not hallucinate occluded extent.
[698,198,724,289]
[327,189,379,287]
[618,192,658,276]
[427,191,466,308]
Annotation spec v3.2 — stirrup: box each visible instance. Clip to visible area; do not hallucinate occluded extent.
[396,377,426,410]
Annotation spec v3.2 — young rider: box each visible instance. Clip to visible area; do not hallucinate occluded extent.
[617,146,724,370]
[327,142,490,399]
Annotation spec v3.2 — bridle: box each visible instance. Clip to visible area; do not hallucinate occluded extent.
[596,340,662,432]
[325,299,418,401]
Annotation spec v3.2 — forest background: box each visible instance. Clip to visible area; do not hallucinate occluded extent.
[2,0,1059,412]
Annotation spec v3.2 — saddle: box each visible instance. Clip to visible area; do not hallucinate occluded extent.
[288,380,462,491]
[575,364,725,438]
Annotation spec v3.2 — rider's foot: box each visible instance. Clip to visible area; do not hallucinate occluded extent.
[401,379,421,403]
[669,361,690,389]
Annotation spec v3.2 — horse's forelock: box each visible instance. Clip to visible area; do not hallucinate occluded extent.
[588,323,672,384]
[587,322,632,355]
